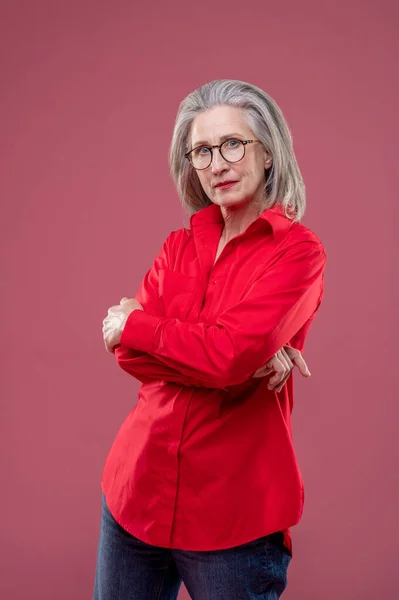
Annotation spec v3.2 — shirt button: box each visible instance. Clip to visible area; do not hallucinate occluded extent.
[213,280,218,284]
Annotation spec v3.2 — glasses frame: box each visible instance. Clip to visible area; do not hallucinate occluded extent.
[185,138,260,170]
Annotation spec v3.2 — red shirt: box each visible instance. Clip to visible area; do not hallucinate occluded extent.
[101,203,326,555]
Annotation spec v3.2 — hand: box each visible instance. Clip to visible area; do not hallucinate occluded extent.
[102,297,143,353]
[252,345,311,393]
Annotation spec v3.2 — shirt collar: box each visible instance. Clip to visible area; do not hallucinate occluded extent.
[190,202,294,242]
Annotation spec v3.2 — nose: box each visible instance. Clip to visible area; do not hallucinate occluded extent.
[211,149,229,174]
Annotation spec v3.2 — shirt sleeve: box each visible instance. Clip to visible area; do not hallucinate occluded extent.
[114,232,212,388]
[119,240,326,389]
[114,346,215,388]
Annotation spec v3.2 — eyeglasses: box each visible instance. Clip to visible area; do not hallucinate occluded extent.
[185,138,260,170]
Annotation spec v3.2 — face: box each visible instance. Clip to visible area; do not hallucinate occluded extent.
[189,105,272,210]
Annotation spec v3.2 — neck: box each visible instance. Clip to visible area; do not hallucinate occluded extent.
[220,198,264,242]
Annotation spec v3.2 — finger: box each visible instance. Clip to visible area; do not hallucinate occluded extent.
[120,297,129,304]
[275,372,291,393]
[253,352,279,379]
[267,350,294,390]
[105,338,117,353]
[285,346,311,377]
[102,321,113,333]
[267,357,286,388]
[274,350,291,377]
[252,369,264,379]
[280,348,294,372]
[252,364,273,378]
[274,357,295,391]
[295,355,311,377]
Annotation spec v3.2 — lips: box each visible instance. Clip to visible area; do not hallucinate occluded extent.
[214,181,238,189]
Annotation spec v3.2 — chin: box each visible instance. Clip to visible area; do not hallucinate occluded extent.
[219,194,250,208]
[213,197,240,209]
[211,189,241,202]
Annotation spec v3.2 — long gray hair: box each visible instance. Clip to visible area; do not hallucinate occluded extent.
[169,79,306,221]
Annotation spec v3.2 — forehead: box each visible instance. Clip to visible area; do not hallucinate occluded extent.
[190,105,253,145]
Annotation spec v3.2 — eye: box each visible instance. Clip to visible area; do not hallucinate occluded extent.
[224,138,241,148]
[195,146,211,156]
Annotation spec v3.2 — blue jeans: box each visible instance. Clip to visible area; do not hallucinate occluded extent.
[93,494,292,600]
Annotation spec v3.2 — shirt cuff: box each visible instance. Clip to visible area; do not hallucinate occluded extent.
[120,309,161,353]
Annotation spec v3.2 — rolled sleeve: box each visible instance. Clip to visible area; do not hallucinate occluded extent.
[120,310,162,354]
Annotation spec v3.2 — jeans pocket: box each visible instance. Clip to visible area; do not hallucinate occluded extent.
[250,534,291,596]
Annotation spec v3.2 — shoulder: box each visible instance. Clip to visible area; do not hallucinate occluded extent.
[160,226,192,263]
[285,221,326,256]
[163,226,191,248]
[269,221,327,274]
[265,207,325,256]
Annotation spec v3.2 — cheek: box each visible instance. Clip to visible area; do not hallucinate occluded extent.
[197,173,211,192]
[247,163,266,187]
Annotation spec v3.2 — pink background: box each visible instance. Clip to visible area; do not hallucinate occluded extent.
[1,1,398,598]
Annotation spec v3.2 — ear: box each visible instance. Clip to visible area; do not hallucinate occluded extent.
[263,149,273,169]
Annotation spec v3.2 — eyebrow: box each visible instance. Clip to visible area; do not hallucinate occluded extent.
[191,133,245,148]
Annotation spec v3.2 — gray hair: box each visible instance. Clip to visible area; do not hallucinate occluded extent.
[169,79,306,221]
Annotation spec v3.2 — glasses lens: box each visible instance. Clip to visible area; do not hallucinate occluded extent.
[220,139,244,162]
[191,146,212,170]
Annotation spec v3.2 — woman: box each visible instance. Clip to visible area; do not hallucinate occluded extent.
[97,79,326,599]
